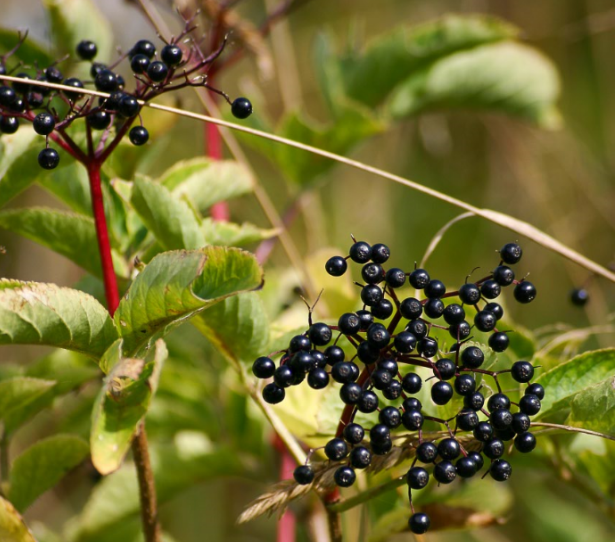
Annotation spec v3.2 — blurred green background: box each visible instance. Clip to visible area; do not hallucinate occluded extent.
[0,1,614,541]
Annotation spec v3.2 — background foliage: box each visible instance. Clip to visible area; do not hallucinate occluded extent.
[0,0,614,541]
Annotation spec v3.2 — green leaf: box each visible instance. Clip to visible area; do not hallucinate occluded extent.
[535,349,615,419]
[130,176,205,251]
[9,434,89,512]
[0,378,55,421]
[339,14,517,107]
[44,0,114,65]
[90,339,167,475]
[0,496,37,542]
[0,129,41,208]
[160,158,254,213]
[0,280,119,358]
[0,207,128,279]
[191,292,270,369]
[387,42,560,127]
[201,218,279,247]
[566,377,615,435]
[114,246,263,355]
[0,29,53,66]
[38,162,91,215]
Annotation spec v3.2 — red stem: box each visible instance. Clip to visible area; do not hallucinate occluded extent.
[87,162,120,314]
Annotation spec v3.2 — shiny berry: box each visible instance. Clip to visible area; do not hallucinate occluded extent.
[343,423,364,445]
[262,382,285,404]
[525,383,545,400]
[473,422,494,442]
[338,313,360,335]
[464,391,485,411]
[481,279,501,299]
[0,116,19,134]
[371,298,393,319]
[369,424,391,445]
[490,409,513,430]
[407,466,429,489]
[350,447,372,469]
[490,459,512,481]
[161,44,183,66]
[519,394,541,415]
[356,309,374,330]
[307,368,329,389]
[37,148,60,169]
[308,323,332,346]
[293,465,314,485]
[95,69,118,92]
[511,361,534,383]
[357,341,380,364]
[62,77,84,101]
[118,95,140,118]
[500,243,522,264]
[340,382,362,404]
[449,321,471,340]
[360,285,382,306]
[406,319,427,339]
[485,302,504,320]
[382,380,402,400]
[424,298,445,318]
[425,279,446,299]
[400,297,422,319]
[409,269,430,289]
[457,409,479,431]
[437,438,460,460]
[402,409,423,430]
[147,61,169,82]
[493,265,515,286]
[570,288,589,306]
[324,438,348,460]
[252,357,275,378]
[325,256,347,276]
[443,303,465,325]
[483,439,504,459]
[130,40,156,59]
[454,374,476,395]
[434,358,456,380]
[474,310,496,332]
[461,346,484,368]
[431,381,453,405]
[456,456,477,478]
[371,243,390,263]
[89,110,111,130]
[487,393,511,412]
[394,331,416,353]
[385,268,406,288]
[357,390,379,413]
[409,513,430,534]
[401,372,422,394]
[512,412,531,433]
[416,442,438,463]
[417,337,438,358]
[76,40,97,60]
[514,432,536,453]
[129,126,149,146]
[44,66,63,83]
[349,241,371,263]
[433,460,456,484]
[362,263,385,284]
[331,362,357,383]
[459,283,481,304]
[274,366,293,387]
[334,466,356,487]
[379,406,401,428]
[130,54,150,74]
[489,332,509,352]
[514,281,537,304]
[325,346,345,365]
[231,97,253,119]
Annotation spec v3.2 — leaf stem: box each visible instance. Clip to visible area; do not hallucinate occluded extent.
[132,423,161,542]
[531,422,615,441]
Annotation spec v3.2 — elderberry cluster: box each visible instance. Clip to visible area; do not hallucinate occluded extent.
[252,240,543,535]
[0,26,252,170]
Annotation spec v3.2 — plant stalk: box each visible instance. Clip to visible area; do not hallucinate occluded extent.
[87,162,161,542]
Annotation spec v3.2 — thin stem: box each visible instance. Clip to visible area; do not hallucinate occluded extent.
[327,475,406,514]
[531,422,614,441]
[132,424,161,542]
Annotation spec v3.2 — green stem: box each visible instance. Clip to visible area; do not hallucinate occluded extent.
[326,476,406,514]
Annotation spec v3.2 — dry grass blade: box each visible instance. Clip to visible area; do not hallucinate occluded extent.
[420,211,475,267]
[1,72,613,283]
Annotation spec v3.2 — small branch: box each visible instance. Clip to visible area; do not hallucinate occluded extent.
[531,422,615,441]
[327,475,406,514]
[132,424,161,542]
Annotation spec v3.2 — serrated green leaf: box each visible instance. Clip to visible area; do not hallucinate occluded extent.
[9,434,89,512]
[339,14,517,107]
[130,176,205,251]
[44,0,114,66]
[90,339,167,474]
[201,218,279,247]
[0,377,55,421]
[0,207,128,279]
[0,280,119,357]
[114,247,263,355]
[161,158,254,213]
[535,348,615,419]
[387,42,560,127]
[0,496,37,542]
[192,292,270,369]
[0,129,41,208]
[566,377,615,435]
[38,162,91,215]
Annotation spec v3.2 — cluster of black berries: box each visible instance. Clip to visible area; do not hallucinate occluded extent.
[0,28,252,170]
[252,240,543,535]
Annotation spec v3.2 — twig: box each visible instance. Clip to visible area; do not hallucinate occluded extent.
[132,424,161,542]
[327,475,406,514]
[531,422,615,441]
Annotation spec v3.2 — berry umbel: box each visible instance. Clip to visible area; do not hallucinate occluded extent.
[252,240,542,534]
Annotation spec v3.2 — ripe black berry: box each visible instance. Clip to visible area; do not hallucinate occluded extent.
[76,40,97,60]
[367,323,390,349]
[500,242,522,264]
[379,358,398,375]
[325,346,345,365]
[424,298,445,318]
[443,303,465,325]
[357,390,379,413]
[252,356,275,378]
[349,241,371,263]
[338,313,360,335]
[262,382,285,404]
[468,451,484,471]
[417,337,438,358]
[0,116,19,134]
[401,409,423,430]
[454,374,476,395]
[459,283,481,304]
[457,409,479,431]
[409,513,430,535]
[118,95,140,118]
[449,321,471,340]
[362,263,385,284]
[425,279,446,299]
[360,285,382,306]
[289,351,313,373]
[490,459,512,481]
[489,332,509,352]
[402,397,422,411]
[519,394,541,416]
[37,148,60,170]
[324,438,348,461]
[371,299,393,320]
[343,423,364,444]
[431,381,453,405]
[514,432,536,453]
[400,297,422,319]
[433,460,456,484]
[44,66,63,83]
[147,61,169,83]
[456,456,477,478]
[371,243,390,263]
[308,368,329,389]
[461,346,484,368]
[570,288,589,306]
[340,382,362,404]
[293,465,314,485]
[129,126,149,146]
[385,268,406,288]
[416,442,438,463]
[308,323,332,346]
[434,358,456,380]
[130,54,150,74]
[406,319,427,339]
[274,366,293,387]
[350,447,372,469]
[331,362,356,383]
[379,406,401,428]
[231,97,253,119]
[371,440,393,455]
[485,302,504,320]
[394,331,416,353]
[130,40,156,59]
[95,69,118,92]
[490,409,513,430]
[325,255,347,276]
[493,265,515,286]
[62,77,84,101]
[473,422,493,442]
[90,62,106,78]
[0,86,16,106]
[401,372,422,394]
[371,368,392,390]
[514,281,537,304]
[357,341,380,364]
[483,438,504,459]
[289,335,311,353]
[369,424,391,445]
[487,393,511,412]
[464,391,485,411]
[89,110,111,130]
[525,383,545,400]
[407,466,429,489]
[437,438,460,460]
[161,44,183,66]
[356,309,373,330]
[511,361,534,383]
[12,73,31,94]
[511,412,531,433]
[334,466,356,487]
[409,269,430,289]
[474,310,496,332]
[481,279,501,299]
